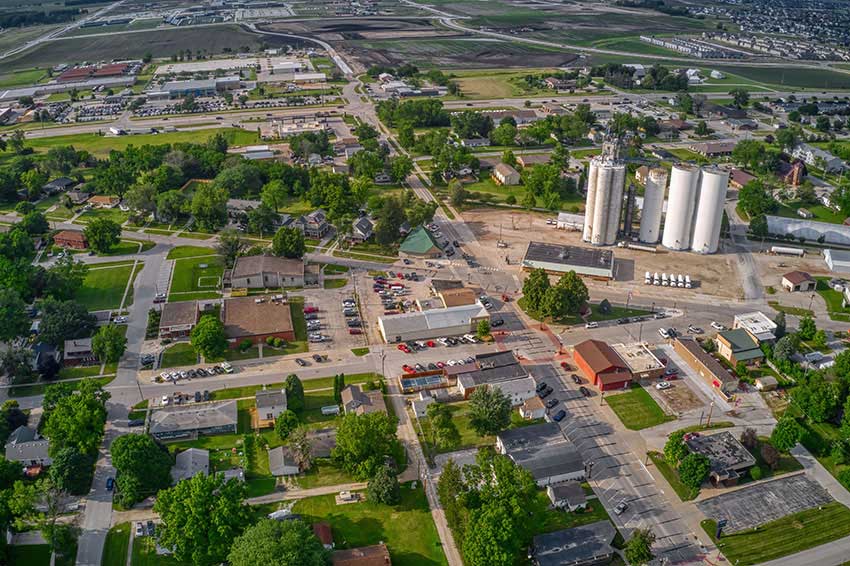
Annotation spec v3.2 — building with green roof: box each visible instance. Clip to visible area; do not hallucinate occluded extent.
[716,328,764,366]
[399,226,442,258]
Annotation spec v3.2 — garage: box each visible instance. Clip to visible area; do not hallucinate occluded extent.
[573,339,633,392]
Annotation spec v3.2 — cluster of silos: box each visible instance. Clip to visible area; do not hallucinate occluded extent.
[582,142,626,246]
[655,165,730,254]
[637,168,668,244]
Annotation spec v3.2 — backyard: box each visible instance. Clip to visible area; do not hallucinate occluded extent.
[604,384,675,430]
[101,523,131,566]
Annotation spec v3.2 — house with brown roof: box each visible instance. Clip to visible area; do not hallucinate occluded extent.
[159,301,199,339]
[63,338,96,367]
[689,141,736,157]
[516,154,551,168]
[341,384,386,415]
[230,255,305,289]
[53,230,88,250]
[332,543,391,566]
[781,270,815,292]
[222,295,294,347]
[572,340,632,391]
[66,190,91,205]
[313,522,334,550]
[88,195,120,209]
[674,337,737,397]
[729,169,757,190]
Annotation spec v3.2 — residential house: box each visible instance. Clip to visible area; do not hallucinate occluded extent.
[53,230,88,250]
[460,137,489,148]
[350,217,374,243]
[222,295,295,346]
[492,163,520,186]
[755,376,778,391]
[255,389,287,427]
[332,544,391,566]
[791,143,845,173]
[88,195,120,208]
[42,177,77,195]
[230,255,305,289]
[149,400,238,440]
[66,190,91,205]
[689,141,736,157]
[268,446,300,476]
[517,154,551,168]
[716,329,764,366]
[31,342,59,370]
[520,396,546,420]
[635,165,650,185]
[546,481,587,512]
[158,300,198,339]
[411,391,436,418]
[313,523,334,550]
[496,423,584,486]
[296,209,330,239]
[341,384,386,415]
[781,270,815,292]
[171,448,209,483]
[729,169,757,190]
[5,426,51,468]
[63,337,96,367]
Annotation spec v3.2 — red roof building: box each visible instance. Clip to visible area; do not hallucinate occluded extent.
[57,66,95,82]
[312,522,334,549]
[92,63,129,77]
[573,339,632,392]
[53,230,88,250]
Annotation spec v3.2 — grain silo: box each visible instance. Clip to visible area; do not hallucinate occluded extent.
[690,168,729,254]
[582,140,626,246]
[661,164,700,251]
[638,167,668,244]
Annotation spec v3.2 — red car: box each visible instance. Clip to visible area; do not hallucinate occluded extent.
[402,364,415,374]
[384,310,399,315]
[560,361,572,370]
[397,344,410,353]
[397,272,404,278]
[426,340,436,348]
[348,328,363,335]
[303,306,318,314]
[436,361,445,368]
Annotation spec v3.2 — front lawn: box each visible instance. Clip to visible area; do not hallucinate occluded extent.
[166,245,217,260]
[292,482,447,566]
[323,278,348,289]
[518,298,651,326]
[75,264,135,311]
[102,523,131,566]
[100,239,155,256]
[648,451,699,501]
[815,277,850,322]
[702,502,850,565]
[169,255,223,298]
[161,342,198,368]
[131,535,187,566]
[604,384,675,430]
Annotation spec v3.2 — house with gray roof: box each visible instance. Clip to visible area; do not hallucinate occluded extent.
[268,446,300,476]
[295,209,330,239]
[149,400,238,441]
[5,426,51,467]
[350,217,374,243]
[341,384,386,415]
[171,448,209,484]
[255,389,287,426]
[496,422,584,486]
[530,520,616,566]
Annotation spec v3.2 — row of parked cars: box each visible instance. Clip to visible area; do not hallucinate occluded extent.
[402,356,478,374]
[161,389,212,406]
[342,297,364,335]
[396,334,481,354]
[155,362,233,383]
[304,304,332,342]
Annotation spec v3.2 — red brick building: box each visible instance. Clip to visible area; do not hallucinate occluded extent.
[222,295,295,347]
[53,230,88,250]
[573,339,632,392]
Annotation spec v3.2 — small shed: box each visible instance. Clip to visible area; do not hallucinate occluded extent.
[520,396,545,420]
[546,481,587,512]
[781,271,815,293]
[755,376,778,391]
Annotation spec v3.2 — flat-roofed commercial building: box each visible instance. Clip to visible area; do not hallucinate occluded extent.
[522,242,614,279]
[611,342,665,380]
[674,337,738,397]
[378,302,489,343]
[732,311,777,343]
[222,295,294,346]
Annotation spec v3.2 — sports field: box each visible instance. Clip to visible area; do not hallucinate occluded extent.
[75,263,140,312]
[169,255,223,300]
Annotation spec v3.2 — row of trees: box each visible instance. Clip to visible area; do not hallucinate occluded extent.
[521,268,589,321]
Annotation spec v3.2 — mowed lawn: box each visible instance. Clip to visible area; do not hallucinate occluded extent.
[292,482,448,566]
[131,535,187,566]
[161,342,198,368]
[702,502,850,565]
[169,255,223,299]
[75,264,136,311]
[101,523,130,566]
[166,245,217,260]
[604,385,674,430]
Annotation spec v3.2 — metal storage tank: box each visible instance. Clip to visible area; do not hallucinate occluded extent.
[603,165,627,245]
[690,168,729,254]
[582,160,600,242]
[583,155,625,245]
[638,167,668,244]
[661,164,700,251]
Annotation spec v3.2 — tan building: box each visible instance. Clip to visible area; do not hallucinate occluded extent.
[88,195,120,208]
[674,337,737,397]
[781,271,815,292]
[159,301,199,339]
[438,287,477,308]
[492,163,520,186]
[222,295,294,346]
[230,255,305,289]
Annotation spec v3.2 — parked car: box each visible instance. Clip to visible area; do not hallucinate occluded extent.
[545,398,559,409]
[106,477,115,491]
[552,410,566,422]
[348,328,363,335]
[614,501,628,515]
[312,354,324,363]
[135,522,144,537]
[539,386,554,399]
[571,374,581,385]
[579,386,591,397]
[295,358,308,367]
[128,419,145,427]
[656,381,671,390]
[585,321,599,329]
[711,321,725,331]
[536,381,548,392]
[491,318,504,327]
[658,328,671,339]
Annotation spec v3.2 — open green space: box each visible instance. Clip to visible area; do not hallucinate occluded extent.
[101,522,131,566]
[75,207,130,225]
[161,342,198,368]
[294,458,355,489]
[604,384,675,430]
[518,298,652,326]
[648,451,699,501]
[775,201,846,225]
[351,347,370,356]
[100,239,154,256]
[166,245,218,260]
[27,128,260,158]
[58,365,103,380]
[169,255,223,297]
[0,67,46,88]
[10,375,114,398]
[9,544,51,566]
[76,264,135,311]
[702,502,850,565]
[323,278,348,289]
[210,372,378,402]
[767,301,814,318]
[815,277,850,321]
[292,482,447,566]
[456,176,584,212]
[131,535,187,566]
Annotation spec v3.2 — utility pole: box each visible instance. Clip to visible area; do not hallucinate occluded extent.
[706,400,715,427]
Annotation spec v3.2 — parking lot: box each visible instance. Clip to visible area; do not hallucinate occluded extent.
[697,475,832,533]
[300,282,366,351]
[355,268,439,344]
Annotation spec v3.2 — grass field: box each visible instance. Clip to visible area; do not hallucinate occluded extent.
[166,245,217,260]
[775,201,846,224]
[0,67,47,88]
[75,264,135,311]
[27,128,259,158]
[702,502,850,565]
[169,255,223,297]
[323,278,348,289]
[8,544,51,566]
[459,176,585,212]
[604,384,675,430]
[102,523,131,566]
[131,535,187,566]
[161,342,198,368]
[75,207,130,226]
[815,277,850,321]
[648,451,699,501]
[292,482,447,566]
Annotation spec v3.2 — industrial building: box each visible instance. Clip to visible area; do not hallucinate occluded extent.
[662,164,699,251]
[149,401,238,440]
[673,337,738,398]
[377,302,490,343]
[661,165,729,254]
[522,242,614,279]
[157,76,241,98]
[716,329,764,366]
[222,295,295,346]
[583,140,626,246]
[610,342,666,380]
[638,167,668,244]
[691,168,730,254]
[825,249,850,273]
[781,271,815,292]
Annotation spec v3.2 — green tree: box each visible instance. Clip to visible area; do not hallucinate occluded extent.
[389,155,414,184]
[190,316,228,360]
[247,204,278,237]
[154,473,252,566]
[83,217,121,254]
[156,190,187,222]
[773,334,798,362]
[774,311,786,339]
[678,453,710,490]
[374,196,406,245]
[216,229,245,267]
[228,519,330,566]
[462,504,517,566]
[47,447,94,496]
[91,324,127,364]
[271,226,306,259]
[694,120,710,136]
[38,298,96,348]
[624,528,656,566]
[367,463,400,505]
[729,88,750,109]
[813,329,828,349]
[191,182,228,231]
[476,319,491,339]
[288,426,313,471]
[0,288,30,342]
[427,403,460,451]
[397,123,415,148]
[799,316,816,341]
[771,416,803,452]
[260,180,288,212]
[663,431,688,466]
[468,385,511,437]
[738,180,777,218]
[556,271,588,313]
[522,268,550,313]
[111,434,173,507]
[285,374,305,413]
[332,412,399,479]
[274,410,299,441]
[42,379,109,457]
[449,180,468,208]
[540,285,570,319]
[501,149,517,167]
[19,211,48,235]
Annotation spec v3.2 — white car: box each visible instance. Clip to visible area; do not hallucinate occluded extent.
[135,522,144,537]
[446,359,457,366]
[658,328,671,339]
[463,334,478,343]
[161,395,170,405]
[656,381,671,390]
[437,337,450,346]
[710,321,726,331]
[114,316,128,323]
[585,321,599,329]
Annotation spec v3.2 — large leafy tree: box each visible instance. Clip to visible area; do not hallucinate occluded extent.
[260,180,288,212]
[0,288,30,342]
[468,385,511,437]
[522,268,550,313]
[83,217,121,254]
[190,316,228,360]
[271,226,306,259]
[42,256,88,300]
[154,473,252,566]
[332,412,399,479]
[678,453,710,490]
[738,180,777,218]
[624,528,656,566]
[284,374,304,413]
[111,434,173,507]
[91,324,127,364]
[48,447,95,496]
[462,504,517,566]
[216,229,245,267]
[274,410,299,441]
[771,416,803,452]
[374,196,406,246]
[228,519,330,566]
[191,183,228,231]
[42,379,109,457]
[663,431,688,466]
[367,463,400,505]
[38,298,96,347]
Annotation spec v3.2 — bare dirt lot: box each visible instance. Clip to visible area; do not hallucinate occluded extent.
[460,207,743,299]
[653,379,705,414]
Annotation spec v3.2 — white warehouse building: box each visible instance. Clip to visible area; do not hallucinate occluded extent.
[377,302,490,343]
